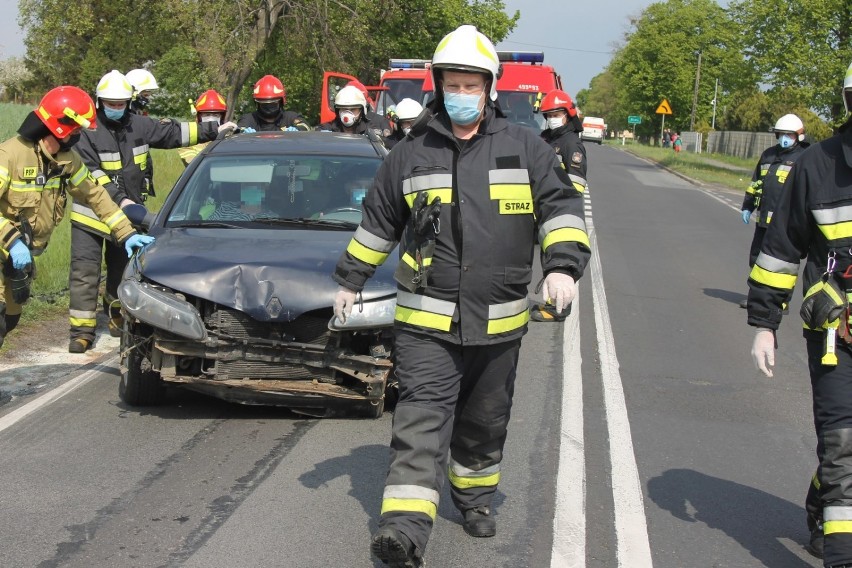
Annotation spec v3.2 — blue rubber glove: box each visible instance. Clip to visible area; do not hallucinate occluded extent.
[8,239,31,269]
[241,126,256,133]
[284,126,298,132]
[741,210,751,224]
[124,234,155,257]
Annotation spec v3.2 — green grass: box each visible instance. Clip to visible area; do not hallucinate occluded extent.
[606,139,754,191]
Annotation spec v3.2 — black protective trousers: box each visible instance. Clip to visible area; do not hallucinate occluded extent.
[806,336,852,566]
[69,226,127,342]
[378,329,522,555]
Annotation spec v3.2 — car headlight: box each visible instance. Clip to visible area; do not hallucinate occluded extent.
[328,296,396,331]
[118,280,207,341]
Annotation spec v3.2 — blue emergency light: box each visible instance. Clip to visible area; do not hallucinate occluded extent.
[389,59,430,69]
[497,51,545,64]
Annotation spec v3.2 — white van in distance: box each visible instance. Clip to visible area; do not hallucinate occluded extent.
[582,117,606,144]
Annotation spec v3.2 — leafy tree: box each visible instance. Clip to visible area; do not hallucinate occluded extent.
[608,0,754,137]
[575,69,620,128]
[0,56,33,103]
[729,0,851,124]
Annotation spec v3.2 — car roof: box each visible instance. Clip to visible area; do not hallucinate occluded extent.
[206,131,385,158]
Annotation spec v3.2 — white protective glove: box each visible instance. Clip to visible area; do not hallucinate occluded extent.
[542,272,577,315]
[333,286,357,323]
[218,121,238,133]
[751,328,776,377]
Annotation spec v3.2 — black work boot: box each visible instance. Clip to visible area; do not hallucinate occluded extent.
[463,506,496,537]
[69,338,92,353]
[370,526,423,567]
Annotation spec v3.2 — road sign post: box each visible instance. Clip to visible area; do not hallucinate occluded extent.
[626,116,641,144]
[656,99,672,146]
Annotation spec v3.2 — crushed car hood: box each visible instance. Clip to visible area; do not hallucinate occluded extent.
[133,228,397,322]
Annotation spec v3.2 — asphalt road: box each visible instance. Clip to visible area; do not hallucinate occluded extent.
[0,144,820,567]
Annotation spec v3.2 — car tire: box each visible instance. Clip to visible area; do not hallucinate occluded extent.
[119,332,165,406]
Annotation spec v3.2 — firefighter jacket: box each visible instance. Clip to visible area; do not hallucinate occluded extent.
[316,116,373,135]
[0,135,135,257]
[542,123,588,194]
[72,109,217,238]
[333,105,591,346]
[741,141,810,228]
[748,122,852,332]
[237,110,310,132]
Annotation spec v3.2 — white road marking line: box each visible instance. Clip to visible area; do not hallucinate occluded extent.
[0,355,118,435]
[551,293,585,568]
[589,224,654,567]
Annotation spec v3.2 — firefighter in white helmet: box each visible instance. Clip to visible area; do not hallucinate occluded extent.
[748,61,852,564]
[125,68,159,116]
[67,70,236,353]
[739,113,809,309]
[332,25,590,567]
[316,85,373,135]
[384,98,423,149]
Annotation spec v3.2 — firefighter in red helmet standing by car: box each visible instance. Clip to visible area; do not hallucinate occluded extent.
[237,75,310,132]
[530,89,588,323]
[0,86,148,348]
[179,89,229,166]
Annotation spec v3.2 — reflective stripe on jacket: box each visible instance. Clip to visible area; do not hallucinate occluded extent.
[0,135,134,253]
[741,142,809,227]
[748,122,852,331]
[334,105,591,345]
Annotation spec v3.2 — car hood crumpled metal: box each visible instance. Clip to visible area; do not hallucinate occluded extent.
[133,228,397,322]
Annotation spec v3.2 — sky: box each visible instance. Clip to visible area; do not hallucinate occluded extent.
[0,0,727,98]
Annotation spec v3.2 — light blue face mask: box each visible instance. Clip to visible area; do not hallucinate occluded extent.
[779,134,796,149]
[104,106,126,121]
[443,91,484,125]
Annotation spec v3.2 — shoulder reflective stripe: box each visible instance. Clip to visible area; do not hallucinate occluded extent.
[70,165,89,186]
[489,297,529,320]
[749,264,797,290]
[70,210,110,235]
[777,164,793,172]
[132,144,150,156]
[396,291,456,315]
[489,169,529,184]
[754,253,799,275]
[381,498,438,520]
[448,468,500,489]
[813,206,852,225]
[69,316,97,328]
[353,226,396,252]
[347,239,390,266]
[402,173,453,197]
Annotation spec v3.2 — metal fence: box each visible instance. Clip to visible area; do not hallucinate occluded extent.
[707,131,775,160]
[679,131,703,153]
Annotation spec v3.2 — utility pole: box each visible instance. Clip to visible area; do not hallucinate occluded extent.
[711,77,718,129]
[690,50,702,131]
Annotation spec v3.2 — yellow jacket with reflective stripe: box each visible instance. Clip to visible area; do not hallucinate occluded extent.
[0,135,135,255]
[333,104,591,345]
[747,122,852,332]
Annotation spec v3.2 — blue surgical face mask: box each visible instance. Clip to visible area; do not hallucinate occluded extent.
[779,134,796,149]
[104,106,126,121]
[443,91,484,125]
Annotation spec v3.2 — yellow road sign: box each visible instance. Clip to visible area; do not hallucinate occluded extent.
[656,99,672,115]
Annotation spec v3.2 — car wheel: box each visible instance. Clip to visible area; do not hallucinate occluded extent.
[119,332,165,406]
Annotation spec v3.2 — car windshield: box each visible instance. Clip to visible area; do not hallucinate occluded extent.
[165,154,382,227]
[377,78,426,115]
